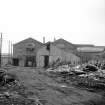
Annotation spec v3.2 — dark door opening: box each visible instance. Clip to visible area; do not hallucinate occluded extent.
[25,56,36,67]
[44,55,49,67]
[13,58,19,66]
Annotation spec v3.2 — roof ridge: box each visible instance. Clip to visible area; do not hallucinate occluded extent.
[14,37,43,45]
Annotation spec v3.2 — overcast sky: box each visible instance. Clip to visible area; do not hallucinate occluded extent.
[0,0,105,53]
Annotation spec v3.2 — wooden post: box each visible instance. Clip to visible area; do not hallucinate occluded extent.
[8,40,11,64]
[0,33,2,67]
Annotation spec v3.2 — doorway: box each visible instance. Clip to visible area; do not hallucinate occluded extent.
[44,55,49,67]
[13,58,19,66]
[25,56,36,67]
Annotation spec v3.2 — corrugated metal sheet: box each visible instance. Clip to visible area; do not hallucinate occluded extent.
[77,47,105,52]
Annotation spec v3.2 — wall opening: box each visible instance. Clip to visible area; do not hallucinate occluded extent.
[25,56,36,67]
[13,58,19,66]
[44,55,49,67]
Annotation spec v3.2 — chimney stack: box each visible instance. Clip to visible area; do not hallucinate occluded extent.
[43,37,45,44]
[54,37,56,42]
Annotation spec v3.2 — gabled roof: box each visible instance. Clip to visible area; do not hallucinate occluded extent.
[52,38,76,50]
[53,38,73,44]
[14,37,43,46]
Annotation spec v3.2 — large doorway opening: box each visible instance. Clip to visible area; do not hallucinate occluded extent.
[44,55,49,67]
[13,58,19,66]
[25,56,36,67]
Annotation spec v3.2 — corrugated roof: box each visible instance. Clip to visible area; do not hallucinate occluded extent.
[77,47,105,52]
[74,44,95,47]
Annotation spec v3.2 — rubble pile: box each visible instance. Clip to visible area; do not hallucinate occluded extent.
[46,61,105,90]
[0,69,43,105]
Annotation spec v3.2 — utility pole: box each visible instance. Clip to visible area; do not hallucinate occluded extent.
[10,41,12,57]
[8,40,11,64]
[0,33,2,67]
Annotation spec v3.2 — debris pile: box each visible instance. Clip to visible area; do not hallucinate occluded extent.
[46,61,105,90]
[0,69,19,87]
[4,67,105,105]
[0,69,43,105]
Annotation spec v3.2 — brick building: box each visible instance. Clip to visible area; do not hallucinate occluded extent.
[13,37,105,67]
[13,38,43,67]
[37,42,80,67]
[13,38,80,67]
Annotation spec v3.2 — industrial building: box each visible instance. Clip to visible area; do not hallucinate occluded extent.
[37,42,80,67]
[12,37,105,67]
[13,38,80,67]
[13,38,43,67]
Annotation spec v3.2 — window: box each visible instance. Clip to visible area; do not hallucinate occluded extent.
[26,48,34,52]
[26,43,35,52]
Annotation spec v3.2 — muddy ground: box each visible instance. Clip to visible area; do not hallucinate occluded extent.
[1,66,105,105]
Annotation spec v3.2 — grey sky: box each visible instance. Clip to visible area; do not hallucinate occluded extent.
[0,0,105,53]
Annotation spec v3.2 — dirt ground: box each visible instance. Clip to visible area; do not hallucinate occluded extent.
[4,66,105,105]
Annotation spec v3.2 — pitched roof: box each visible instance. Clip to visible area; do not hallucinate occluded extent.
[14,37,43,46]
[52,38,76,50]
[54,38,73,44]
